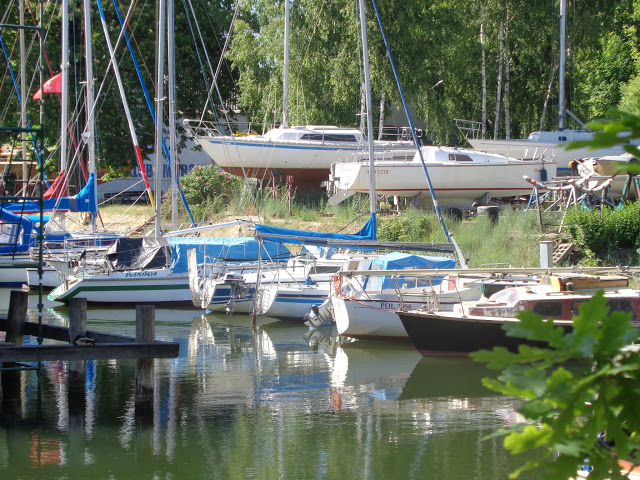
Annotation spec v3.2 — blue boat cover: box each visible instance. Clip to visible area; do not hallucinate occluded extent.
[3,173,98,214]
[254,214,376,245]
[364,251,456,291]
[0,208,38,254]
[168,237,291,273]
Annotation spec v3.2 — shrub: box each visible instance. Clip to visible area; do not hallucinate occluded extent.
[564,203,640,262]
[180,165,244,214]
[378,208,437,242]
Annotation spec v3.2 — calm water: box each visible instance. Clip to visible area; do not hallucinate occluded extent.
[0,289,537,479]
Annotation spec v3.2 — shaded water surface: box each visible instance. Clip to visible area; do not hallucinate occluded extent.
[0,289,536,479]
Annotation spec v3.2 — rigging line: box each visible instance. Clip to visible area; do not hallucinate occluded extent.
[0,33,50,187]
[198,0,240,123]
[94,0,155,209]
[184,0,261,222]
[110,0,196,227]
[370,0,451,244]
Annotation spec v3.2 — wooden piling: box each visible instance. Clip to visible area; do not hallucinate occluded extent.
[68,298,87,343]
[67,298,87,423]
[135,305,155,422]
[2,290,28,417]
[5,289,28,346]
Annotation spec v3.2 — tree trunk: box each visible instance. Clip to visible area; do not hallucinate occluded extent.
[504,17,511,139]
[480,3,487,139]
[378,91,386,140]
[494,20,504,140]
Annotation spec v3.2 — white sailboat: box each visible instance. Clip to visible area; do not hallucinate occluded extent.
[461,0,637,174]
[185,0,415,190]
[329,145,556,209]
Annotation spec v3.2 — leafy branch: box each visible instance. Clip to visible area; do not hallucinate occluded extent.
[471,291,640,479]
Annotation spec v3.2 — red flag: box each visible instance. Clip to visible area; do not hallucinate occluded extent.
[33,72,63,100]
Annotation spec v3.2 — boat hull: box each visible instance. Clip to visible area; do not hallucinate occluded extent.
[468,136,630,173]
[332,155,554,208]
[398,310,564,357]
[259,285,331,322]
[194,134,414,190]
[48,269,195,306]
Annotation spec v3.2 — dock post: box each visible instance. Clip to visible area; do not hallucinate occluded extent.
[539,241,554,268]
[1,290,28,417]
[68,298,88,425]
[5,289,28,347]
[135,305,155,422]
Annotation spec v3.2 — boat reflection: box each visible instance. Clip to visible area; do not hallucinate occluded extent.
[400,356,500,401]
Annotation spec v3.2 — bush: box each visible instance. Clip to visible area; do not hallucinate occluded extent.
[564,203,640,262]
[180,165,244,214]
[378,208,437,242]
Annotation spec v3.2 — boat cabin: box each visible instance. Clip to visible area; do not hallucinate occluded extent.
[462,274,640,322]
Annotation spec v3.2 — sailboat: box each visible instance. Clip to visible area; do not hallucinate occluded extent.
[184,0,415,191]
[461,0,637,174]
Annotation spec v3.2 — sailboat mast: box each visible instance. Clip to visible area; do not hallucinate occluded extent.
[61,0,69,172]
[83,0,97,231]
[155,0,167,238]
[20,0,27,195]
[558,0,566,131]
[168,0,178,230]
[282,0,290,128]
[358,0,376,237]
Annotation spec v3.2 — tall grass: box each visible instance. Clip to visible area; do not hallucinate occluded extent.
[378,207,544,267]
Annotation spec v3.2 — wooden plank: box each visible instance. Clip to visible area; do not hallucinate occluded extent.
[0,342,179,362]
[0,319,136,343]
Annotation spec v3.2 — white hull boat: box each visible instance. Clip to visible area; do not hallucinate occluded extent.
[48,267,194,305]
[467,130,634,174]
[255,283,332,322]
[186,122,415,189]
[329,145,556,209]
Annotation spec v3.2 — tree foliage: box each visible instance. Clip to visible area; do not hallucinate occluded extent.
[471,292,640,479]
[3,0,640,174]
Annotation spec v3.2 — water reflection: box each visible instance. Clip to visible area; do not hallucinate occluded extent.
[0,289,536,479]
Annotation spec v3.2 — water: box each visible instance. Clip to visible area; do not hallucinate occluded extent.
[0,289,537,479]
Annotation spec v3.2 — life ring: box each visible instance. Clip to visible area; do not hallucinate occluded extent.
[332,274,342,297]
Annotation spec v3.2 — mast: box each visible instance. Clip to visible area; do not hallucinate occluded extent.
[83,0,97,230]
[282,0,290,128]
[61,0,69,171]
[558,0,566,131]
[358,0,376,238]
[155,0,167,238]
[168,0,178,230]
[20,0,27,195]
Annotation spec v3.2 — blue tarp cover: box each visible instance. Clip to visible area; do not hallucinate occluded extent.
[168,237,291,273]
[3,173,97,214]
[254,214,376,245]
[364,251,456,291]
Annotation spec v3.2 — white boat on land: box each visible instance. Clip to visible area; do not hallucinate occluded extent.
[329,145,556,209]
[185,121,416,190]
[465,129,634,175]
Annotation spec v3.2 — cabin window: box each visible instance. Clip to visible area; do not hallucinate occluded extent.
[300,133,358,143]
[0,222,21,245]
[570,299,636,320]
[448,153,473,162]
[532,301,564,317]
